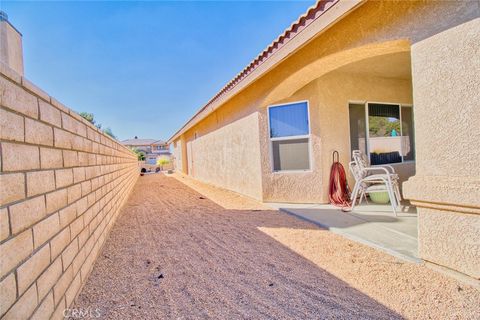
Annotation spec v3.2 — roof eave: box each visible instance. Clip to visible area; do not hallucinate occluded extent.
[167,0,365,144]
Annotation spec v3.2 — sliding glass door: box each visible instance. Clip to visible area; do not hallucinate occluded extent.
[349,102,414,165]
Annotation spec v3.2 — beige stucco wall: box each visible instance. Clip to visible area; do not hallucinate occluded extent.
[172,140,183,172]
[403,17,480,279]
[171,1,479,278]
[262,1,479,106]
[173,1,477,204]
[178,87,265,200]
[0,20,24,76]
[260,71,413,203]
[186,112,263,200]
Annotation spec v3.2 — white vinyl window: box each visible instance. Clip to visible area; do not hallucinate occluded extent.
[268,101,311,172]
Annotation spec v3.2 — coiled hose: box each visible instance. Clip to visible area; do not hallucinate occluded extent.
[328,151,351,208]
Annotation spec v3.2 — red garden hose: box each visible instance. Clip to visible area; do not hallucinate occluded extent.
[328,151,351,208]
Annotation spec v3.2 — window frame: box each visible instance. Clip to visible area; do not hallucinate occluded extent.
[267,100,313,173]
[348,100,415,166]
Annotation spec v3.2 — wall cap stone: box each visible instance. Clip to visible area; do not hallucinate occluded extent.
[0,68,136,156]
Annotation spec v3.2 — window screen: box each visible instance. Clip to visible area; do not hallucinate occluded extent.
[272,138,310,171]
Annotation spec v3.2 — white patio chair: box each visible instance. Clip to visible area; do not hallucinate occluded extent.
[349,161,400,216]
[352,150,402,207]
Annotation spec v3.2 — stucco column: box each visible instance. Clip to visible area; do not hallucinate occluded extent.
[0,11,24,76]
[179,135,188,174]
[403,18,480,279]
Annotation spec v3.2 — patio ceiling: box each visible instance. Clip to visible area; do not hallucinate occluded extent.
[335,51,412,80]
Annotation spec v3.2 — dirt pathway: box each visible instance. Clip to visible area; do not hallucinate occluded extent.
[73,174,479,319]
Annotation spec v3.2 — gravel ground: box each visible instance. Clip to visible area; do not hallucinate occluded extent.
[73,174,480,319]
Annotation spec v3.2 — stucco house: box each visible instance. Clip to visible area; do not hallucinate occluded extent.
[168,1,479,279]
[121,137,170,164]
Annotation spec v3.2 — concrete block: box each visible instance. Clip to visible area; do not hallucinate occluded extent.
[69,215,84,240]
[0,173,25,206]
[53,128,72,149]
[27,170,55,197]
[80,181,91,197]
[50,97,69,114]
[73,167,86,183]
[9,195,46,234]
[0,62,22,84]
[33,213,60,248]
[77,152,89,166]
[61,113,87,137]
[65,273,81,307]
[0,208,9,241]
[0,273,16,317]
[36,257,62,300]
[1,142,39,171]
[39,100,61,127]
[77,227,89,249]
[0,76,38,119]
[50,295,66,320]
[75,197,88,216]
[25,118,53,146]
[53,265,73,306]
[71,247,85,277]
[59,204,76,228]
[63,150,78,168]
[0,108,24,142]
[22,78,49,101]
[61,238,78,270]
[50,227,70,260]
[17,244,50,294]
[46,188,68,214]
[2,281,37,320]
[0,229,33,278]
[67,184,82,204]
[71,135,84,151]
[30,291,54,320]
[55,169,73,189]
[40,147,63,169]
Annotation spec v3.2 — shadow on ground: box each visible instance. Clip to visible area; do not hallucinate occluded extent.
[73,174,401,319]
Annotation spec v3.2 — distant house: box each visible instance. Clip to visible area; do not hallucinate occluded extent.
[122,136,170,165]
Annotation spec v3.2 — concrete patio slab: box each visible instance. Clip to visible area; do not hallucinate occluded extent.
[268,202,419,263]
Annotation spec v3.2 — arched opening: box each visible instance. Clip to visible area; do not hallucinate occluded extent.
[263,40,411,106]
[262,41,418,260]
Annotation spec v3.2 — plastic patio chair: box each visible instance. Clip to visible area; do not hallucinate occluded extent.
[349,160,400,216]
[352,150,402,207]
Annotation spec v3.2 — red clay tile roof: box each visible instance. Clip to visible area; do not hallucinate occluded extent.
[169,0,347,142]
[205,0,338,106]
[122,138,166,146]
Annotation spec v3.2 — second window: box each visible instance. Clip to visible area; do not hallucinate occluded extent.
[268,101,311,172]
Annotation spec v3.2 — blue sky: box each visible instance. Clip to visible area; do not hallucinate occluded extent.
[2,1,313,141]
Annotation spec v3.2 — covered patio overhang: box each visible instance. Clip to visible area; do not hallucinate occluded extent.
[260,41,416,205]
[265,45,419,262]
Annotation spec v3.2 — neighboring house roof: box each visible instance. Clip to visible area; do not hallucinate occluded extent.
[121,138,166,146]
[145,152,171,158]
[167,0,363,143]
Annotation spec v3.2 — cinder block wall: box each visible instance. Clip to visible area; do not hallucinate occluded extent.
[0,63,139,319]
